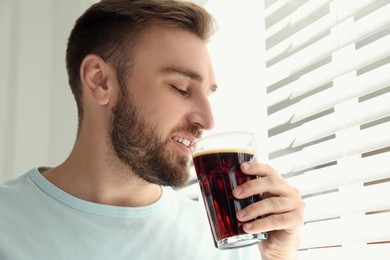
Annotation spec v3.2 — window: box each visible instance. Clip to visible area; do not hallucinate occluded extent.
[264,0,390,258]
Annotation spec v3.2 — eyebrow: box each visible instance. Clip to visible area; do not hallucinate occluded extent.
[160,66,218,93]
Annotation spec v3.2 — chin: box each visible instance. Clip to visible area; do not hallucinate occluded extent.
[168,166,191,188]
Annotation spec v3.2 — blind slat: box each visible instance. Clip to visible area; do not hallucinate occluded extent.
[298,243,390,260]
[265,0,331,39]
[265,0,390,256]
[288,151,390,195]
[304,181,390,222]
[266,0,384,63]
[329,0,380,22]
[265,2,390,87]
[264,0,289,18]
[266,12,334,63]
[267,31,390,108]
[300,212,390,248]
[267,62,390,129]
[271,121,390,174]
[265,0,379,39]
[267,60,335,108]
[266,32,335,87]
[293,33,390,100]
[268,90,390,153]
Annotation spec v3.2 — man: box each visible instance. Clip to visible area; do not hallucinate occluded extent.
[0,0,304,259]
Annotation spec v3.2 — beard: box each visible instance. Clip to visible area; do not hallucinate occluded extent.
[108,89,201,188]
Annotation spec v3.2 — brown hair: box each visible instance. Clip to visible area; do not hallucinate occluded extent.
[66,0,216,126]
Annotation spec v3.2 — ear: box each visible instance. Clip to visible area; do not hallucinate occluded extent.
[80,54,113,106]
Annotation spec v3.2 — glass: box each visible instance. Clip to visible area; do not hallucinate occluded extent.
[192,131,267,249]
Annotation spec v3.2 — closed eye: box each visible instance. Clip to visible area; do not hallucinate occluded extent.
[171,85,188,96]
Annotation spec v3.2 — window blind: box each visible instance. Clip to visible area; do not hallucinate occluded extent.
[264,0,390,259]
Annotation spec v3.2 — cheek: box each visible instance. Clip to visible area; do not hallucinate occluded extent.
[150,101,188,135]
[131,85,189,132]
[153,103,183,125]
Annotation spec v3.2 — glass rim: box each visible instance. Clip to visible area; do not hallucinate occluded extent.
[192,131,256,157]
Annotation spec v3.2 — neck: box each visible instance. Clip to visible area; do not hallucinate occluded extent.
[43,129,162,207]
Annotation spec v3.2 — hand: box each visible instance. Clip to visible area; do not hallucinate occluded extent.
[233,161,305,260]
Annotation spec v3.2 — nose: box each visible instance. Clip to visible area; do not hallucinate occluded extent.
[188,95,215,130]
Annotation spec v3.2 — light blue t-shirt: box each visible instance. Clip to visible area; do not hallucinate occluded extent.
[0,168,260,259]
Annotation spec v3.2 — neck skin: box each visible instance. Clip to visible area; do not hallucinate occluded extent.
[43,118,162,207]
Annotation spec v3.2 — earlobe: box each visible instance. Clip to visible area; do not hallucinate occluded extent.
[80,54,111,106]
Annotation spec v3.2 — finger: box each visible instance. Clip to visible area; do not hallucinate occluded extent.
[242,210,303,234]
[236,196,299,222]
[233,175,296,199]
[240,161,278,177]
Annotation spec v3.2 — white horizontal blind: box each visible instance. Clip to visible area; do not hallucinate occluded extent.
[264,0,390,259]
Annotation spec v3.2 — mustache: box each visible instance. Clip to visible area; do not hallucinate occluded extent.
[170,124,203,139]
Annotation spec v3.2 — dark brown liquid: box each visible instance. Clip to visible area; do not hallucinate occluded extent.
[193,151,261,242]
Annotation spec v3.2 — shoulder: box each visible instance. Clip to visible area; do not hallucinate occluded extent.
[0,168,44,214]
[0,170,33,198]
[0,169,36,224]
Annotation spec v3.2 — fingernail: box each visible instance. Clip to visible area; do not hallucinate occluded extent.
[243,223,252,231]
[241,162,251,170]
[234,186,243,196]
[237,209,247,219]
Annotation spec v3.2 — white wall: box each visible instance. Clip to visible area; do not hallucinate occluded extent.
[0,0,267,182]
[205,0,267,160]
[0,0,94,182]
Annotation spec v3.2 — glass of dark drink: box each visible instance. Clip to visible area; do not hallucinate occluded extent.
[192,131,267,250]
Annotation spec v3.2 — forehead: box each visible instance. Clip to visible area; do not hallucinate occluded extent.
[131,24,216,87]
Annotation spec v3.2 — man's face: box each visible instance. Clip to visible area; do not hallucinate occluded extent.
[110,25,216,187]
